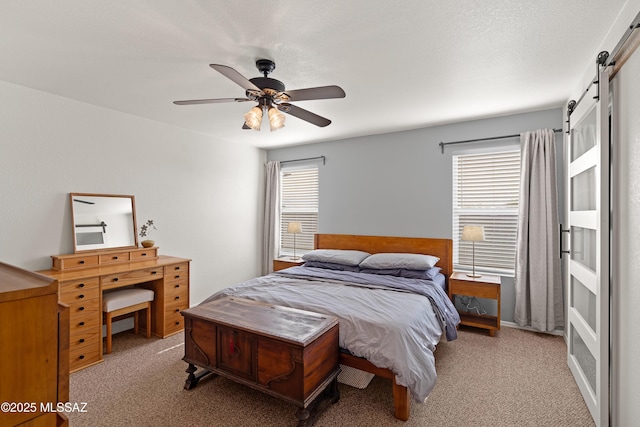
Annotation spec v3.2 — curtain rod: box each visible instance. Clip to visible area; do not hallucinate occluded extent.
[438,128,563,154]
[280,155,326,165]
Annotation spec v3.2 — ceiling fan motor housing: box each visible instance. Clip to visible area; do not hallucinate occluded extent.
[249,77,285,93]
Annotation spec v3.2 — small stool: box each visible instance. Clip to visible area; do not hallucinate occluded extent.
[102,288,154,354]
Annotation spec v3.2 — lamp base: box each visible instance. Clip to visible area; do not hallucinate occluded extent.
[466,273,482,278]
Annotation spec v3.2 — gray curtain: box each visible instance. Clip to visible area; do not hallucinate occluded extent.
[262,161,280,275]
[514,129,564,332]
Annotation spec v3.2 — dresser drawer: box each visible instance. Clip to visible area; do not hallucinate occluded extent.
[165,280,189,301]
[101,267,163,290]
[164,313,185,336]
[68,298,100,318]
[69,341,101,372]
[53,255,100,270]
[99,251,131,265]
[69,327,101,348]
[164,263,189,284]
[165,298,189,318]
[59,278,100,304]
[163,299,189,336]
[130,248,158,261]
[69,305,100,331]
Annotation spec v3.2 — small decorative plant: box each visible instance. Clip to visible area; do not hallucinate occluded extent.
[139,220,157,247]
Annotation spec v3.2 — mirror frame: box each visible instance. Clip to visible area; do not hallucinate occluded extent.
[70,193,139,253]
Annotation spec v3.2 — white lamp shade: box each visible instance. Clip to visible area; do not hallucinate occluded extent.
[287,222,302,234]
[461,225,485,242]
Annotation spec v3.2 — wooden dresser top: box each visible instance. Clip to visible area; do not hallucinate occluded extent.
[0,262,57,302]
[37,255,190,281]
[183,296,338,347]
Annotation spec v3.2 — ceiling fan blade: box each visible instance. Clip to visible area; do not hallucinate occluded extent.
[210,64,261,92]
[277,103,332,127]
[280,85,346,102]
[173,98,251,105]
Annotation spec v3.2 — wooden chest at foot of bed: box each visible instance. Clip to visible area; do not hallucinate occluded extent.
[181,296,340,410]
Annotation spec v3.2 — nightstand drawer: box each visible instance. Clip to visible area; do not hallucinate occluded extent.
[273,258,304,272]
[450,280,499,299]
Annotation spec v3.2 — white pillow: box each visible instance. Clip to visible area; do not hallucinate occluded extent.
[359,253,440,270]
[302,249,371,266]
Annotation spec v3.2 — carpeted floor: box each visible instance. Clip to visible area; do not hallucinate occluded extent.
[68,326,594,426]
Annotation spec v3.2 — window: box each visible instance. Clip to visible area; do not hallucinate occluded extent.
[452,150,521,276]
[280,165,318,256]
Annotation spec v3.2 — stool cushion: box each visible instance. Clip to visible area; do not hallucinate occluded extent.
[103,288,154,312]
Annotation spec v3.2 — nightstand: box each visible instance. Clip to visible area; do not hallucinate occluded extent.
[273,257,305,272]
[448,272,501,336]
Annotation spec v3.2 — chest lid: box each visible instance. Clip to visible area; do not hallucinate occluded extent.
[183,296,338,346]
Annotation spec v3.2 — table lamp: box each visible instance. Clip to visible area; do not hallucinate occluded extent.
[461,225,485,278]
[287,222,302,260]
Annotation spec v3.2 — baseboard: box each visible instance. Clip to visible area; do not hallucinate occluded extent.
[501,320,565,336]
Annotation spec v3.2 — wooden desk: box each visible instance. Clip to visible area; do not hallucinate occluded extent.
[38,248,190,372]
[182,296,340,426]
[448,272,501,336]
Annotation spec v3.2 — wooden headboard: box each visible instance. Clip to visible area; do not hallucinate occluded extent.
[314,234,453,279]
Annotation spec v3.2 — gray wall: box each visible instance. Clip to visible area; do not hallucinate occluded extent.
[268,108,564,323]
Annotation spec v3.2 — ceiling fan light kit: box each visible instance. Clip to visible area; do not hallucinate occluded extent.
[243,106,263,130]
[174,59,345,132]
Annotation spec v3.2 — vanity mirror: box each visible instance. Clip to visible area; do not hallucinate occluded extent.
[70,193,138,252]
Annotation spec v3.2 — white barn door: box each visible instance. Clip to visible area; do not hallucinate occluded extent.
[565,67,610,426]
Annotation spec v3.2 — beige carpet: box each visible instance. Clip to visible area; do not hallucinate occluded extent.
[68,326,594,426]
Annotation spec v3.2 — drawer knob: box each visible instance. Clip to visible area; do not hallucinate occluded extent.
[79,338,85,343]
[79,306,85,311]
[175,275,180,279]
[79,294,85,299]
[113,256,118,260]
[151,271,157,275]
[175,296,180,300]
[174,284,180,288]
[113,278,119,282]
[142,253,148,257]
[79,260,85,264]
[175,321,180,325]
[79,355,85,360]
[79,321,85,326]
[175,308,180,313]
[175,266,180,270]
[79,283,85,288]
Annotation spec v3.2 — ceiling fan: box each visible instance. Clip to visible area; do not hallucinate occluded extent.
[173,59,346,131]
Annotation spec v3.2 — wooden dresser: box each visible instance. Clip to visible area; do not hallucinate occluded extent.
[0,262,69,427]
[38,247,190,372]
[182,297,340,425]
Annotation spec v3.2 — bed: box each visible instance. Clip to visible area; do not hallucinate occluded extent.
[202,234,458,421]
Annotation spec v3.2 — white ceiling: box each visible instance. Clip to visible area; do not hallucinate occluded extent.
[0,1,627,148]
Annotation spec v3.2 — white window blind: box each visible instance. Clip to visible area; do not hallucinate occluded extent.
[452,150,521,275]
[280,166,318,256]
